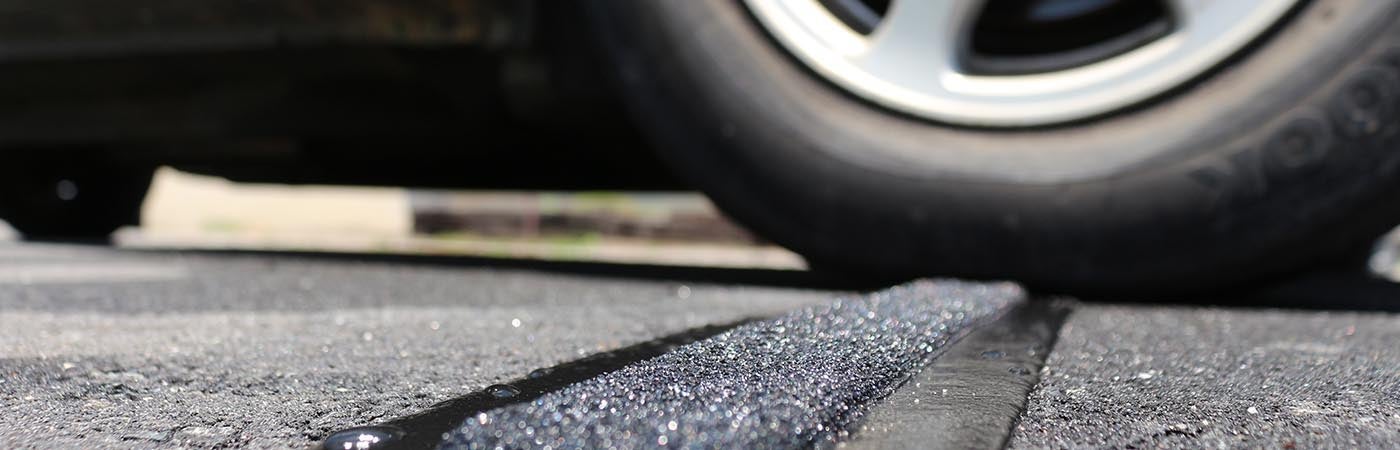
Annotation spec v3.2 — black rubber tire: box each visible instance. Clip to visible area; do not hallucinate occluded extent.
[0,163,154,241]
[585,0,1400,295]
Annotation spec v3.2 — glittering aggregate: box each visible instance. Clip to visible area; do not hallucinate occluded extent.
[440,280,1024,449]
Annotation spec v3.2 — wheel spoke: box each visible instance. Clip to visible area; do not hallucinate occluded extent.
[745,0,1299,125]
[856,0,987,82]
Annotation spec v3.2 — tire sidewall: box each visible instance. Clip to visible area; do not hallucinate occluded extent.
[591,0,1400,292]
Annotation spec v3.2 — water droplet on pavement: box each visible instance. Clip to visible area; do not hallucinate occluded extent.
[488,384,521,398]
[320,425,404,450]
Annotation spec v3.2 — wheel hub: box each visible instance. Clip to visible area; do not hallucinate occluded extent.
[744,0,1300,126]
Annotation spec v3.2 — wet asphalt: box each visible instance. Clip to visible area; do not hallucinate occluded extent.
[1,241,1398,449]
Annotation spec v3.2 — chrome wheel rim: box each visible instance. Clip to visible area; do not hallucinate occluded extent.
[744,0,1300,126]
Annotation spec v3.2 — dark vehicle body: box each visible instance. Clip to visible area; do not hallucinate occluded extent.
[2,0,668,190]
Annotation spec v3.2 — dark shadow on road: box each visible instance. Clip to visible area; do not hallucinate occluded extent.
[1212,270,1400,312]
[116,246,1400,312]
[1068,269,1400,313]
[121,246,897,291]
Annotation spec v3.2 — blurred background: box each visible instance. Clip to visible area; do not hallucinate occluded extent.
[19,167,807,270]
[5,166,1400,280]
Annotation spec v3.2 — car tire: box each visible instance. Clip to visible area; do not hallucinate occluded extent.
[0,163,154,241]
[584,0,1400,295]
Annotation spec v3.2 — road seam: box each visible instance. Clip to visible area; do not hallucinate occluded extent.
[321,279,1026,449]
[838,300,1072,449]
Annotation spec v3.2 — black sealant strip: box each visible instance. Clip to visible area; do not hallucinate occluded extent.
[438,280,1025,449]
[318,321,751,450]
[839,299,1073,450]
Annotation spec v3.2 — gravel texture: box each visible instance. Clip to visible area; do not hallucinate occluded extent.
[440,280,1025,449]
[0,242,830,448]
[1009,305,1400,449]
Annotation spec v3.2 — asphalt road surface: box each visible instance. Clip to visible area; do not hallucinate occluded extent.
[1,242,1397,449]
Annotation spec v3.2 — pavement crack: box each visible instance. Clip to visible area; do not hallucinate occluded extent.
[839,298,1074,450]
[999,301,1073,450]
[433,280,1023,449]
